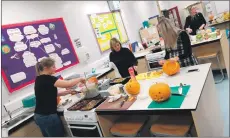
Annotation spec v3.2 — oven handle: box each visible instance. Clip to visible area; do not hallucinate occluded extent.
[68,125,97,130]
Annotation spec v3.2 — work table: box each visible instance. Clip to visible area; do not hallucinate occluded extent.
[96,63,225,137]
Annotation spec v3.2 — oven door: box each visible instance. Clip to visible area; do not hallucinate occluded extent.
[68,123,102,137]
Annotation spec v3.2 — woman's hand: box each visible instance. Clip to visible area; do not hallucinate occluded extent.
[186,28,193,33]
[199,24,205,30]
[169,57,179,62]
[79,78,86,84]
[158,60,166,65]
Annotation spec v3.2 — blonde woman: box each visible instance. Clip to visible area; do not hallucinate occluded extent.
[184,6,206,35]
[157,17,198,67]
[109,38,138,78]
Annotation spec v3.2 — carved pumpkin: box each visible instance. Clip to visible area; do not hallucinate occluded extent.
[163,60,180,76]
[125,80,140,95]
[88,76,98,84]
[149,83,171,102]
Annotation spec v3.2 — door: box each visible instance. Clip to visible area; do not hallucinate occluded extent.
[68,123,102,137]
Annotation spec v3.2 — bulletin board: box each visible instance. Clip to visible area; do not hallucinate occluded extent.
[89,11,128,52]
[1,18,79,93]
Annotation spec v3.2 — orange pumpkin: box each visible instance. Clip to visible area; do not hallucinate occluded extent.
[163,60,180,76]
[125,80,140,95]
[149,83,171,102]
[88,76,98,84]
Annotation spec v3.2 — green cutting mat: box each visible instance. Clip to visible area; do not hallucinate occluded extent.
[148,85,191,109]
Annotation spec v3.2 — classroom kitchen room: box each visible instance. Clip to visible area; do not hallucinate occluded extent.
[1,0,229,137]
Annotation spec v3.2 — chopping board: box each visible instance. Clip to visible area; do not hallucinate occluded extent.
[96,96,136,111]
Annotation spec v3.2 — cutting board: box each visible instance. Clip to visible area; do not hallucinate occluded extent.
[96,96,136,111]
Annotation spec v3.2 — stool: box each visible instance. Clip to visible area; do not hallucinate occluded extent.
[197,51,225,83]
[110,115,149,137]
[150,115,193,137]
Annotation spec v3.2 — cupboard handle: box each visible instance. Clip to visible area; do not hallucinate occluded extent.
[68,126,97,130]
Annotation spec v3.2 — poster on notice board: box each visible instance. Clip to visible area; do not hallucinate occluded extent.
[1,18,79,93]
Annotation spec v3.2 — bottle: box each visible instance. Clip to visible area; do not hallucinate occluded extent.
[128,67,136,81]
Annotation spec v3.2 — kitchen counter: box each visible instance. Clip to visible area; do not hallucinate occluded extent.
[191,35,222,47]
[209,19,230,27]
[96,63,224,136]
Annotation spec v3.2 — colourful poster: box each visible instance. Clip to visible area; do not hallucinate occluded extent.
[89,11,129,52]
[1,18,79,93]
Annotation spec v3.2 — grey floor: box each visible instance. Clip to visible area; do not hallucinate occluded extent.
[214,73,229,137]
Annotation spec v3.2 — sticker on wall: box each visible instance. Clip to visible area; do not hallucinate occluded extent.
[2,45,11,54]
[22,51,37,67]
[61,48,70,55]
[54,42,61,48]
[38,25,49,35]
[30,41,41,48]
[10,72,26,83]
[14,42,28,52]
[40,37,51,44]
[11,53,20,59]
[63,61,71,66]
[54,34,58,40]
[44,44,55,53]
[23,26,37,35]
[49,23,55,30]
[26,34,39,40]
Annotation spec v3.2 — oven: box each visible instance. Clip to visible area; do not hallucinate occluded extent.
[68,122,103,137]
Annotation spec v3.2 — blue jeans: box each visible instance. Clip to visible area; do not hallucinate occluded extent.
[34,113,64,137]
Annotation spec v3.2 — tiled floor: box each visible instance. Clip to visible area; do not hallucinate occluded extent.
[214,73,229,137]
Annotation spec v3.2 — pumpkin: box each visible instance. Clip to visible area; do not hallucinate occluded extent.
[163,60,180,76]
[88,76,98,84]
[149,83,171,102]
[125,79,140,95]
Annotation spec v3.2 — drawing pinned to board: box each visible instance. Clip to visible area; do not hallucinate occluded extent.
[7,28,24,42]
[23,26,37,35]
[49,53,63,69]
[54,34,58,39]
[22,51,37,67]
[38,56,47,62]
[10,53,20,59]
[44,44,55,53]
[54,42,61,48]
[61,48,70,55]
[2,35,5,42]
[95,28,101,38]
[103,23,108,29]
[14,42,28,52]
[49,23,55,30]
[30,41,41,48]
[10,72,26,83]
[2,45,11,54]
[63,61,71,66]
[40,37,51,44]
[38,25,49,35]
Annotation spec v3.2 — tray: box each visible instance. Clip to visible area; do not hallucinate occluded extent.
[110,77,130,85]
[96,96,136,111]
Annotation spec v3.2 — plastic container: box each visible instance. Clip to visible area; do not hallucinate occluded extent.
[22,95,36,108]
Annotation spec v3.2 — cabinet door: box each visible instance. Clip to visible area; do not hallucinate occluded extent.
[137,58,148,74]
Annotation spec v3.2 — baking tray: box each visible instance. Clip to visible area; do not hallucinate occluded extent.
[110,77,130,85]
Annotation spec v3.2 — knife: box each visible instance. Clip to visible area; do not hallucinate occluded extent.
[120,95,129,107]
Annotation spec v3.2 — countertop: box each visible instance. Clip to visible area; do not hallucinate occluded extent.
[96,63,211,112]
[209,20,230,27]
[191,35,222,47]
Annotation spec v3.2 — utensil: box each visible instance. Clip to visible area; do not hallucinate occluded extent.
[120,95,129,107]
[171,83,185,96]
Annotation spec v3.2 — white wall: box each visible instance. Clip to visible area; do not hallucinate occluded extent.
[120,1,159,42]
[2,1,159,116]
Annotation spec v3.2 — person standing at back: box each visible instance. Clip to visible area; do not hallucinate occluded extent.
[184,6,206,35]
[157,16,198,67]
[34,57,86,137]
[109,38,138,78]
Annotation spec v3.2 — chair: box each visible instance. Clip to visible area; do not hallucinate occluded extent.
[110,115,149,137]
[197,51,225,83]
[150,115,194,137]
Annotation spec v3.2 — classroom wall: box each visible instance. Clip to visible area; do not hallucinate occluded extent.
[1,1,159,116]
